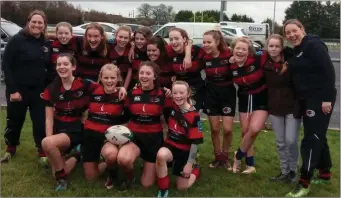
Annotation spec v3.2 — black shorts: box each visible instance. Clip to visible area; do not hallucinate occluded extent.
[238,88,268,113]
[190,85,206,111]
[133,132,163,163]
[203,83,236,116]
[54,119,83,149]
[164,143,190,177]
[82,129,107,162]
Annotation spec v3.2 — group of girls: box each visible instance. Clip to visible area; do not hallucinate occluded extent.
[2,9,336,198]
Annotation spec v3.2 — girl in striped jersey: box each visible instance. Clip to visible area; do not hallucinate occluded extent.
[156,81,203,198]
[130,26,153,90]
[41,54,98,191]
[82,64,127,189]
[230,37,268,174]
[201,30,235,170]
[77,23,111,82]
[109,26,133,90]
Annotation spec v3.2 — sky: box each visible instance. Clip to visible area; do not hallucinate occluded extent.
[68,1,293,25]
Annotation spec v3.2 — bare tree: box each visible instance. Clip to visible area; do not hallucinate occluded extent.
[137,3,152,18]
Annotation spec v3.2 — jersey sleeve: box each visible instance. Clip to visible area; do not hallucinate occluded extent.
[187,113,204,144]
[42,88,54,107]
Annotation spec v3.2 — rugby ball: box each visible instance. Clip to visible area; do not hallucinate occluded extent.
[105,125,133,145]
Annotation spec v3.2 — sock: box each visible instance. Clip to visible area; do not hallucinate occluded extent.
[299,176,310,188]
[245,156,254,166]
[157,175,169,190]
[318,169,331,180]
[55,169,67,180]
[222,151,229,162]
[37,148,46,157]
[192,166,200,179]
[235,148,246,160]
[215,151,223,161]
[6,146,16,154]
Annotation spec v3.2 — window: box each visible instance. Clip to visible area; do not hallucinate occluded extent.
[160,26,175,38]
[101,25,113,33]
[220,23,227,26]
[223,28,236,34]
[1,22,21,37]
[80,24,88,29]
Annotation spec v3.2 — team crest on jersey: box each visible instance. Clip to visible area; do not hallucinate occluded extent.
[220,59,228,65]
[206,62,212,67]
[247,65,255,72]
[59,94,64,100]
[75,90,83,97]
[52,48,59,53]
[180,120,188,128]
[134,96,141,101]
[197,120,203,132]
[94,96,102,101]
[150,96,160,103]
[173,57,177,62]
[306,109,315,117]
[232,70,238,76]
[222,107,232,114]
[42,46,49,53]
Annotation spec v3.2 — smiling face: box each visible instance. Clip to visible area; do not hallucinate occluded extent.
[86,28,103,50]
[169,30,186,53]
[172,83,191,107]
[233,41,249,64]
[116,30,130,48]
[139,65,155,89]
[28,14,45,37]
[135,33,147,50]
[267,38,282,58]
[147,44,160,62]
[56,56,76,80]
[203,34,219,55]
[100,69,118,93]
[56,25,72,45]
[284,23,305,47]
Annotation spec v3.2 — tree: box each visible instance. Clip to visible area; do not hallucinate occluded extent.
[230,13,254,22]
[174,10,193,22]
[175,9,229,22]
[137,3,152,18]
[150,4,175,23]
[262,17,282,34]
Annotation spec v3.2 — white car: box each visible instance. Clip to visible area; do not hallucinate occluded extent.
[73,22,120,41]
[221,26,247,37]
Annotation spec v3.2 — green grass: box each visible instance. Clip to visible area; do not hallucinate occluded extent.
[1,111,340,197]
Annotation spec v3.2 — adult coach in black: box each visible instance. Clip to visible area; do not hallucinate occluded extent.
[283,19,337,197]
[1,10,53,165]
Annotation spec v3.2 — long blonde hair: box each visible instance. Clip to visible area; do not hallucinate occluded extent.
[98,64,123,87]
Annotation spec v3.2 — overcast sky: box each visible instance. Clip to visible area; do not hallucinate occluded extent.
[69,1,293,25]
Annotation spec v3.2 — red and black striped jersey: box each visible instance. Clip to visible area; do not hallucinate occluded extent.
[165,104,204,151]
[166,45,205,87]
[125,87,173,134]
[230,55,267,94]
[76,48,111,82]
[109,43,132,80]
[84,85,125,134]
[51,36,82,65]
[131,48,148,81]
[158,61,174,89]
[201,48,233,86]
[42,78,98,123]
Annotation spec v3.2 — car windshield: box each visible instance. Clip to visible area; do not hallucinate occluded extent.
[241,28,247,36]
[2,22,22,36]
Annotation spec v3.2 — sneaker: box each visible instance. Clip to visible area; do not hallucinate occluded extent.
[285,183,310,197]
[209,159,222,168]
[311,177,331,185]
[104,175,114,189]
[242,166,256,174]
[39,156,49,168]
[269,172,289,182]
[117,177,135,191]
[286,171,297,183]
[157,189,169,198]
[55,179,68,191]
[1,152,14,163]
[221,160,232,171]
[232,151,241,173]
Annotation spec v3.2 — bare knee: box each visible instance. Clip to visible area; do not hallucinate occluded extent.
[223,127,232,136]
[156,149,169,166]
[117,154,134,167]
[104,153,117,165]
[41,137,55,152]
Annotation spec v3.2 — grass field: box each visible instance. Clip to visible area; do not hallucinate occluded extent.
[1,112,340,197]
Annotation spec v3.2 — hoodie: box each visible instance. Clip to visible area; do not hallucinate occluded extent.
[288,34,336,102]
[2,29,53,94]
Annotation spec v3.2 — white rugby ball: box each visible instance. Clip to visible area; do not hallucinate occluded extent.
[105,125,133,145]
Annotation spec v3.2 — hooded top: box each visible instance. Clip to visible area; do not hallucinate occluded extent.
[2,29,53,93]
[288,34,336,101]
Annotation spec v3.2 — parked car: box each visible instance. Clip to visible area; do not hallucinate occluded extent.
[1,19,22,82]
[117,23,141,33]
[73,22,118,41]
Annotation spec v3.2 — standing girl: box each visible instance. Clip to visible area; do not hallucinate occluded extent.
[201,30,235,170]
[41,53,97,191]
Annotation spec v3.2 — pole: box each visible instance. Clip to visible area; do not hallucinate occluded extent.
[133,10,134,18]
[194,12,196,22]
[202,11,203,22]
[219,1,224,22]
[272,1,276,33]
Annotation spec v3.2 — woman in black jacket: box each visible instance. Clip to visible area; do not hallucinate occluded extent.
[283,19,337,197]
[1,10,53,166]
